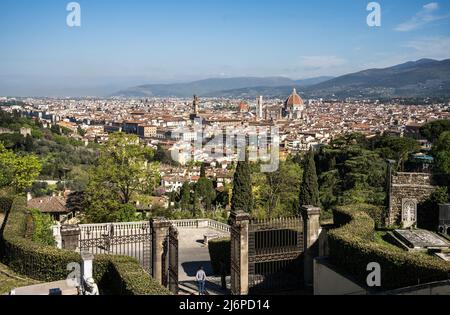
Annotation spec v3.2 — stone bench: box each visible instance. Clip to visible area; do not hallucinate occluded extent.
[204,233,220,246]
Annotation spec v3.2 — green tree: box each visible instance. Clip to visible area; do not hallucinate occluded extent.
[83,133,156,223]
[418,187,449,231]
[261,160,302,217]
[420,120,450,143]
[374,136,421,171]
[0,142,42,193]
[30,208,56,246]
[299,149,319,207]
[195,177,216,211]
[77,126,86,137]
[200,163,206,178]
[433,131,450,175]
[50,124,61,135]
[231,152,253,213]
[179,181,191,211]
[24,134,34,152]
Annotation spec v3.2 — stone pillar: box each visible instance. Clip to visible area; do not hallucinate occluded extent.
[53,223,62,249]
[385,159,396,226]
[150,217,172,285]
[229,211,251,295]
[302,206,321,287]
[81,251,94,281]
[61,225,81,251]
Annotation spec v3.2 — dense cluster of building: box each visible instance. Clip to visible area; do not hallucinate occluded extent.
[2,92,449,174]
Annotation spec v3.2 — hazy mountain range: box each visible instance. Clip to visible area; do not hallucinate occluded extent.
[113,76,333,98]
[113,59,450,99]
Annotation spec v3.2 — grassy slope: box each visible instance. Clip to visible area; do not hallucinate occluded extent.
[0,262,40,294]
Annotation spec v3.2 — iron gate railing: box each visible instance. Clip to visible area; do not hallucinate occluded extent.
[163,225,179,294]
[79,221,152,274]
[248,216,303,293]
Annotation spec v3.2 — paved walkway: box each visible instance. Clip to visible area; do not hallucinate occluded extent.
[177,227,230,295]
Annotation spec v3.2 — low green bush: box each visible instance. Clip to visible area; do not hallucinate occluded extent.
[208,237,231,276]
[329,204,450,290]
[0,196,170,295]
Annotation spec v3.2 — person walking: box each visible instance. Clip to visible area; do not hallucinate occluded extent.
[196,266,207,295]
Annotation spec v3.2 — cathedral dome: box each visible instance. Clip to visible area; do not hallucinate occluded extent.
[285,88,304,108]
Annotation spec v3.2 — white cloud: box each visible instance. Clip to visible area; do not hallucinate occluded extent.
[405,36,450,59]
[395,2,449,32]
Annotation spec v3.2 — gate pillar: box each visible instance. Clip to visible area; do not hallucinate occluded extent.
[61,224,81,251]
[150,217,172,285]
[229,211,251,295]
[301,206,321,287]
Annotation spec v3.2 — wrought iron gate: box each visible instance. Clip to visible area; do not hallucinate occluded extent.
[248,216,303,293]
[79,221,152,274]
[162,225,179,294]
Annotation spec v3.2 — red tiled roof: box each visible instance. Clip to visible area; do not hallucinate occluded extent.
[28,197,69,214]
[285,88,304,107]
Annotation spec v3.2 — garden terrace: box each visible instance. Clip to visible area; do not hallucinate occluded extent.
[328,204,450,290]
[0,196,170,295]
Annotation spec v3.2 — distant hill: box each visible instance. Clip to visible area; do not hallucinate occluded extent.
[113,76,334,98]
[302,58,450,99]
[295,76,334,87]
[113,59,450,99]
[113,77,297,97]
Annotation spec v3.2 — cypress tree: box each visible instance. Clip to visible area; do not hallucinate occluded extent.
[299,149,320,207]
[179,181,191,211]
[200,163,206,178]
[231,151,253,213]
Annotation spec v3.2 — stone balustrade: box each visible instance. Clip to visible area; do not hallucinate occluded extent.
[170,219,230,233]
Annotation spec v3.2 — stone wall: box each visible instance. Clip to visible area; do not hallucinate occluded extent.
[387,172,437,226]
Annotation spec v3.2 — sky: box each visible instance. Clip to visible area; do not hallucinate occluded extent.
[1,0,450,96]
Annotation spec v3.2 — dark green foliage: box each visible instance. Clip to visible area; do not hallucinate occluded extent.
[77,126,86,137]
[316,135,387,211]
[29,208,56,246]
[371,136,421,171]
[231,154,253,213]
[179,182,191,211]
[329,204,450,290]
[0,196,170,295]
[432,132,450,187]
[0,108,98,183]
[299,149,319,207]
[195,177,216,211]
[208,238,231,276]
[200,163,206,178]
[420,120,450,143]
[418,187,449,231]
[254,158,302,218]
[94,255,172,295]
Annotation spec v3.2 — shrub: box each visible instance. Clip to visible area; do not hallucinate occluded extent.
[29,208,56,246]
[208,237,231,276]
[329,204,450,290]
[0,196,170,295]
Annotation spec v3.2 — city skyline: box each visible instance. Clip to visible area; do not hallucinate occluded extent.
[1,0,450,96]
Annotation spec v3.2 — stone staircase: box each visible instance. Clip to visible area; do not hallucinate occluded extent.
[178,278,230,296]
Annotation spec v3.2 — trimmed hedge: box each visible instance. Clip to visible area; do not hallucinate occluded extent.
[208,237,231,276]
[0,196,171,295]
[329,204,450,290]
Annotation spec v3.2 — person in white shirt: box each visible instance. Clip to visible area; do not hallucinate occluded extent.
[195,266,207,295]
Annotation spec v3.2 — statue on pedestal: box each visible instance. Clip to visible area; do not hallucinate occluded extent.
[84,277,99,295]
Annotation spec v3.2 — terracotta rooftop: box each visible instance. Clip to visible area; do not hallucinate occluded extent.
[285,88,304,107]
[28,196,69,214]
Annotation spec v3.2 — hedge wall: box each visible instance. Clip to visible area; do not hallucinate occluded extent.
[208,237,231,276]
[0,196,171,295]
[328,204,450,290]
